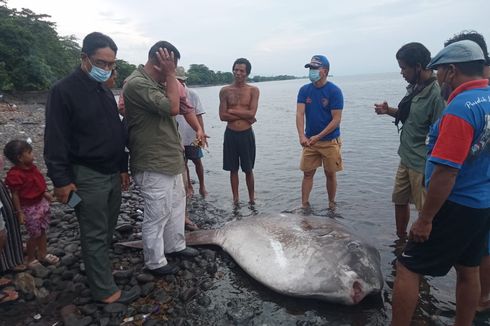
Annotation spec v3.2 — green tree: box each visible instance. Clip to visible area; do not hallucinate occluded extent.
[0,1,80,91]
[114,59,136,88]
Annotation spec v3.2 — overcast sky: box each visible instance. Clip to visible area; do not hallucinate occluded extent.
[7,0,490,77]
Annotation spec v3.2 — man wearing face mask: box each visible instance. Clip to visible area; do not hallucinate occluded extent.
[392,40,490,326]
[296,55,343,210]
[44,32,136,304]
[374,43,445,239]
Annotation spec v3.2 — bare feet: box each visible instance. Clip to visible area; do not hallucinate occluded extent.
[102,289,121,304]
[199,187,208,197]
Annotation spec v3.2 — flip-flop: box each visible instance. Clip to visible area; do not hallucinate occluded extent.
[40,254,60,265]
[477,300,490,313]
[185,222,200,231]
[27,259,42,269]
[0,278,12,287]
[0,289,19,304]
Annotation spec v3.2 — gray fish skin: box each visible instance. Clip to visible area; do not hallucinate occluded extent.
[186,213,384,305]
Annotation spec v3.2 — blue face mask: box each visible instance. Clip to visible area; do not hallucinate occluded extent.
[309,69,321,83]
[87,59,112,83]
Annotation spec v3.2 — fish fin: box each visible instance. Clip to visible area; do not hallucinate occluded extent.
[185,229,222,246]
[115,240,144,249]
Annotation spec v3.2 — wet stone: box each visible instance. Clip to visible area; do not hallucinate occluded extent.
[152,289,172,304]
[64,243,79,253]
[140,282,155,296]
[200,281,213,291]
[180,287,198,302]
[104,302,128,314]
[113,269,133,280]
[197,295,211,307]
[80,304,98,316]
[136,273,154,283]
[61,254,78,266]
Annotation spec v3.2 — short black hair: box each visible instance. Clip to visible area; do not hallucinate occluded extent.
[452,61,485,77]
[233,58,251,75]
[81,32,118,56]
[3,139,32,165]
[148,41,181,64]
[396,42,431,69]
[445,30,490,65]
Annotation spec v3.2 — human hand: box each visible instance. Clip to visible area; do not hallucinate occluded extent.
[309,135,321,146]
[120,172,130,191]
[44,191,54,203]
[409,216,432,243]
[374,101,389,115]
[17,211,25,225]
[0,229,7,252]
[54,183,77,204]
[154,47,176,78]
[299,134,310,147]
[194,130,209,148]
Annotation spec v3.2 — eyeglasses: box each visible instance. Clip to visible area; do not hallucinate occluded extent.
[89,57,117,70]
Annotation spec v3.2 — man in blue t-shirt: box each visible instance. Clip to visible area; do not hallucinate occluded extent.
[392,40,490,326]
[296,55,344,210]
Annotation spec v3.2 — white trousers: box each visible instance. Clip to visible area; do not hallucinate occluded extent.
[133,172,186,269]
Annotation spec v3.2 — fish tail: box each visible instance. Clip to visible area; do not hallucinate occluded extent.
[185,229,222,246]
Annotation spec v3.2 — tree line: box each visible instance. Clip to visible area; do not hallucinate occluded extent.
[0,1,298,92]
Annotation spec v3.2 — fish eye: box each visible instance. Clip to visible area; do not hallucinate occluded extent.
[347,241,360,250]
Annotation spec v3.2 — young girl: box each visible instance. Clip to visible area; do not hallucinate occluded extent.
[3,140,58,267]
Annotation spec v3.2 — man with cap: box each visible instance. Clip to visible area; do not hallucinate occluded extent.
[296,55,344,210]
[175,66,208,199]
[444,30,490,314]
[392,40,490,326]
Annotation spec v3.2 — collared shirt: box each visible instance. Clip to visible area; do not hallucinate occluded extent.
[426,79,490,208]
[123,65,184,176]
[398,80,445,173]
[44,67,128,187]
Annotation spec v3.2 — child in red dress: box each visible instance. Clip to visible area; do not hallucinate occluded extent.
[3,140,58,267]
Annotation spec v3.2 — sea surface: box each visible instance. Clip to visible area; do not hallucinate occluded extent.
[181,73,489,325]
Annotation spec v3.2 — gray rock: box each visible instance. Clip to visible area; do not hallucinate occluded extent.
[64,243,79,253]
[104,302,128,314]
[31,263,51,278]
[136,273,155,283]
[61,254,78,266]
[141,282,155,296]
[180,287,198,302]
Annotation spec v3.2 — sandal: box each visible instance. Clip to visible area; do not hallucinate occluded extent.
[185,222,200,231]
[27,259,42,269]
[40,254,60,265]
[0,278,12,287]
[0,289,19,304]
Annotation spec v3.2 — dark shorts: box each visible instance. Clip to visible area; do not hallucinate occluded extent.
[398,200,490,276]
[223,127,256,172]
[184,145,203,161]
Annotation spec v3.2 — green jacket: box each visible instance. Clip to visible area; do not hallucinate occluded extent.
[398,79,445,173]
[123,65,184,176]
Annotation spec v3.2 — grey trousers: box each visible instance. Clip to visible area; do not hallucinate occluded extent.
[73,165,121,300]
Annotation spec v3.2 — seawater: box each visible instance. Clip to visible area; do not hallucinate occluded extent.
[180,73,486,325]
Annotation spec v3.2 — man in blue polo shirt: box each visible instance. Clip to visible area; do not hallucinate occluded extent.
[296,55,344,210]
[391,40,490,326]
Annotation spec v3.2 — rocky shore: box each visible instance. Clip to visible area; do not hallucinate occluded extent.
[0,99,240,326]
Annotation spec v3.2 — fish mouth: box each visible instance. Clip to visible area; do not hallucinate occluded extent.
[351,280,365,304]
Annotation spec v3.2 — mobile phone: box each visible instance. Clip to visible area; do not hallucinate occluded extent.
[67,191,82,208]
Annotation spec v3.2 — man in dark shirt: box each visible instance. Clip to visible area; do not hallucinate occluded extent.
[44,32,137,304]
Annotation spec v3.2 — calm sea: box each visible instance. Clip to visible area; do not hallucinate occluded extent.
[183,74,487,325]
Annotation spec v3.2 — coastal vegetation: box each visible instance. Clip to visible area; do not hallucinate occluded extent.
[0,1,298,92]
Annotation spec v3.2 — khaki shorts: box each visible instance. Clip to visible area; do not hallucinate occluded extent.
[392,162,426,211]
[300,138,343,173]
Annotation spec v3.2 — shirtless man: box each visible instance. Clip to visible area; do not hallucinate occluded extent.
[219,58,259,205]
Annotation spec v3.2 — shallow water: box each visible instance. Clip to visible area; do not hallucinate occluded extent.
[183,73,488,325]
